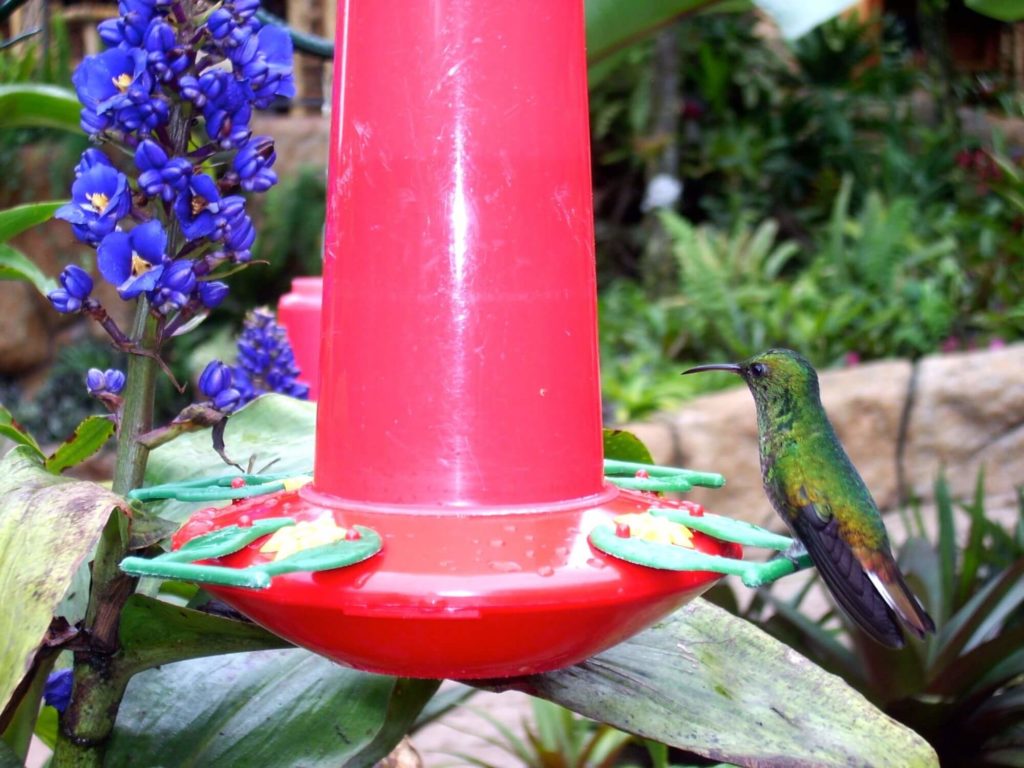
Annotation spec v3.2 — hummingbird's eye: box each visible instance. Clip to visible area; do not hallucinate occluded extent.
[750,363,768,378]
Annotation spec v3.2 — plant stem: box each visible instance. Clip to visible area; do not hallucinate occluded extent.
[52,303,160,768]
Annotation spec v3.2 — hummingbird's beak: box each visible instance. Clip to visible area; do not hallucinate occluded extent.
[681,363,742,375]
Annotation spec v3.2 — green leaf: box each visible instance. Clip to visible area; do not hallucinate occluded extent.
[0,243,56,295]
[344,678,442,767]
[602,428,655,464]
[0,740,21,768]
[105,649,432,768]
[0,84,80,132]
[144,394,316,523]
[0,201,64,243]
[966,0,1024,20]
[44,415,115,474]
[0,404,43,458]
[516,600,938,766]
[0,447,124,718]
[118,595,291,674]
[586,0,721,65]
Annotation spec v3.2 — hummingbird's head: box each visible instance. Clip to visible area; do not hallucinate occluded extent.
[682,348,820,407]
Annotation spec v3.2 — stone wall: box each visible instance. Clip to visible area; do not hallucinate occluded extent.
[624,343,1024,527]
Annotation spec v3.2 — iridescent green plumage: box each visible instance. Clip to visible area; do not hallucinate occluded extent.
[685,348,934,648]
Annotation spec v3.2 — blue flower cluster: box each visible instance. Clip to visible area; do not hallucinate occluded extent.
[199,308,308,412]
[49,0,294,338]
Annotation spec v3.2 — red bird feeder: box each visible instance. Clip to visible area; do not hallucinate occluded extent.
[169,0,740,679]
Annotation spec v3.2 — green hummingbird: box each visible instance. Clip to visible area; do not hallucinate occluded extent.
[684,348,934,648]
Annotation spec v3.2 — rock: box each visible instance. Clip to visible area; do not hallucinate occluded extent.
[903,344,1024,504]
[0,282,51,374]
[376,737,423,768]
[629,358,913,527]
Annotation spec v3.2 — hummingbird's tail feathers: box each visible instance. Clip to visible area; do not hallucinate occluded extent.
[791,510,906,648]
[866,563,936,639]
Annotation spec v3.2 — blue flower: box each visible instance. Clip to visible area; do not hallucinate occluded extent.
[151,259,196,314]
[74,148,113,177]
[97,220,168,299]
[86,368,127,396]
[206,9,235,40]
[99,0,163,48]
[233,308,308,405]
[198,280,229,308]
[233,136,277,192]
[73,48,152,117]
[254,26,294,105]
[143,19,189,82]
[135,140,192,202]
[174,174,227,240]
[199,360,241,411]
[201,75,253,146]
[55,163,131,245]
[44,669,73,713]
[48,264,94,313]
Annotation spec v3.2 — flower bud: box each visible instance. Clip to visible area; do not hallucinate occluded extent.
[199,280,229,308]
[199,360,232,398]
[60,265,94,300]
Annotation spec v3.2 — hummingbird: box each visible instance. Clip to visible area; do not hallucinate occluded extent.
[684,348,934,648]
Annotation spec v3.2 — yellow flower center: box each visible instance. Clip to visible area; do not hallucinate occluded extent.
[613,512,694,547]
[112,72,133,93]
[85,192,110,214]
[259,515,350,562]
[131,252,154,278]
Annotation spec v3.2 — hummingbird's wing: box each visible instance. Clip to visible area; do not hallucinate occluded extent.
[767,440,934,647]
[786,499,908,648]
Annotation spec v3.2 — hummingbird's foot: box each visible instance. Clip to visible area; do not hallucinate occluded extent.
[771,541,809,568]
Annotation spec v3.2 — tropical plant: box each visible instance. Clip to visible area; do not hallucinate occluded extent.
[707,472,1024,766]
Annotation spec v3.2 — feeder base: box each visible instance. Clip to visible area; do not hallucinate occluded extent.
[173,486,740,679]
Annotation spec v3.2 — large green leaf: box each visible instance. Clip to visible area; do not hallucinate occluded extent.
[0,243,55,296]
[512,600,938,767]
[0,84,80,133]
[966,0,1024,21]
[0,201,64,243]
[0,447,124,717]
[0,741,20,768]
[118,595,290,672]
[144,394,316,523]
[105,649,436,768]
[45,415,115,474]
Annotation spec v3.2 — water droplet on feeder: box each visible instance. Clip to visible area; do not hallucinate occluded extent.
[345,528,362,541]
[503,524,517,533]
[524,549,535,558]
[537,565,555,577]
[587,557,607,569]
[238,514,252,526]
[489,538,504,547]
[554,546,569,558]
[634,469,650,479]
[615,522,631,538]
[489,560,522,573]
[524,534,534,542]
[230,477,246,489]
